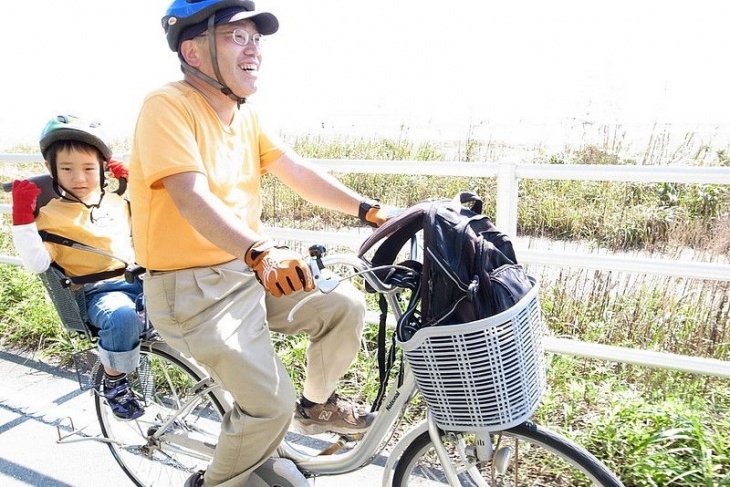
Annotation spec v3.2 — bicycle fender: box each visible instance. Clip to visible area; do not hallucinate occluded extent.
[381,420,429,487]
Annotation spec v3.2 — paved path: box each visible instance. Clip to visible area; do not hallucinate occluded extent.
[0,347,386,486]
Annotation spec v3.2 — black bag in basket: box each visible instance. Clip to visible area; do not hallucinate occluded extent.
[358,192,533,341]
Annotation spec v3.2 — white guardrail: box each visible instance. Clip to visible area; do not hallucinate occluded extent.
[2,154,730,379]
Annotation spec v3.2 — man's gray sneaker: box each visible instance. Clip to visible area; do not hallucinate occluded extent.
[184,459,308,487]
[292,393,374,435]
[247,458,309,487]
[184,470,204,486]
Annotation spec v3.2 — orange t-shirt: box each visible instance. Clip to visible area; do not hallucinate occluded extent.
[36,193,133,277]
[129,81,286,270]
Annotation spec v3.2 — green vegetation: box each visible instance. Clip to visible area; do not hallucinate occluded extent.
[1,132,729,485]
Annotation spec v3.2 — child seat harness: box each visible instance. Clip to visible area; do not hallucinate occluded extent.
[39,230,128,286]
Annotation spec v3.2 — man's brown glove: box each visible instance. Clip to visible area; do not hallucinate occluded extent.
[244,240,315,297]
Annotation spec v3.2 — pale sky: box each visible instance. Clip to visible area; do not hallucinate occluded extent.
[3,1,730,151]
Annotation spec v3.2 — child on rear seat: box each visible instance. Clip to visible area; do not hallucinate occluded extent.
[10,114,145,421]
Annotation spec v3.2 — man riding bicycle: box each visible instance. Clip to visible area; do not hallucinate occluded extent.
[128,0,394,485]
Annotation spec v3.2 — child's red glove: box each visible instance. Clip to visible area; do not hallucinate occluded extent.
[107,160,128,180]
[11,180,42,225]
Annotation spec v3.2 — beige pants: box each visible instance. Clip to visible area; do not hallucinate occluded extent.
[143,260,366,486]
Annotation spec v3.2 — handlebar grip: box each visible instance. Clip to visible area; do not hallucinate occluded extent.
[124,265,146,283]
[2,181,12,193]
[112,177,127,196]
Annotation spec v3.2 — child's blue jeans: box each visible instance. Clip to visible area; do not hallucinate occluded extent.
[85,277,144,374]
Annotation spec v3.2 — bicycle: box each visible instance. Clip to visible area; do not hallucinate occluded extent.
[5,178,622,486]
[52,243,623,487]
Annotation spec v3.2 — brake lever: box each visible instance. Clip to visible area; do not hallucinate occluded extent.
[287,245,340,322]
[308,258,339,293]
[307,244,338,293]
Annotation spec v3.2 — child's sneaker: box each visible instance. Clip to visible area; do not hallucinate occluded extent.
[103,374,145,421]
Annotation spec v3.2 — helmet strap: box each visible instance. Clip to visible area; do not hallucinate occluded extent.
[195,15,247,108]
[181,63,246,107]
[49,161,108,220]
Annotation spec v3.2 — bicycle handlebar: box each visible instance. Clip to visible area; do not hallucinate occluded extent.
[288,244,413,323]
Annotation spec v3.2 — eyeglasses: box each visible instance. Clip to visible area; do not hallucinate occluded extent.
[199,29,266,48]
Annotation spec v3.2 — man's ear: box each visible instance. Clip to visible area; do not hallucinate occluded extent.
[180,39,202,67]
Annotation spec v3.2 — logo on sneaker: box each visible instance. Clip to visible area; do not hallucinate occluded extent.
[318,410,333,421]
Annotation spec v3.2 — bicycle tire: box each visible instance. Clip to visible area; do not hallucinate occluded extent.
[95,340,226,487]
[392,421,623,487]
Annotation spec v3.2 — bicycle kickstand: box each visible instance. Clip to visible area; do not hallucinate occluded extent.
[55,416,117,445]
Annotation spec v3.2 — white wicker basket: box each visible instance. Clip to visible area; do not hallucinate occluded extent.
[398,278,546,432]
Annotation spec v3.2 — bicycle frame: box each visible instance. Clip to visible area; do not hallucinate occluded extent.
[277,253,465,486]
[134,252,456,484]
[54,236,621,485]
[85,251,474,486]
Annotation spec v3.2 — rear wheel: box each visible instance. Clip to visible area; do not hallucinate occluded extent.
[95,341,225,487]
[392,421,623,486]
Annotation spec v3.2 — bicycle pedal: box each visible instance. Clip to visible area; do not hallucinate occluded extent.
[339,432,364,442]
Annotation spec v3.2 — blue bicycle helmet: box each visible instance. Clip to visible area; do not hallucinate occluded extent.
[161,0,278,105]
[162,0,278,52]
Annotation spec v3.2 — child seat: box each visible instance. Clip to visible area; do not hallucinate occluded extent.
[39,265,93,335]
[5,173,127,338]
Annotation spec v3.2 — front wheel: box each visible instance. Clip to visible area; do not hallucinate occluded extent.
[95,340,226,487]
[392,421,623,486]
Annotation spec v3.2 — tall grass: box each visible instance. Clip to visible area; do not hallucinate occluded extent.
[261,133,730,257]
[1,130,729,485]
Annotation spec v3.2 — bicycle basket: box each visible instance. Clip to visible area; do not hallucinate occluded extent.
[398,277,546,432]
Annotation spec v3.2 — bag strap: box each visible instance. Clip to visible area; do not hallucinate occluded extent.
[451,191,483,214]
[39,230,128,285]
[359,192,484,269]
[358,200,430,262]
[369,294,400,412]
